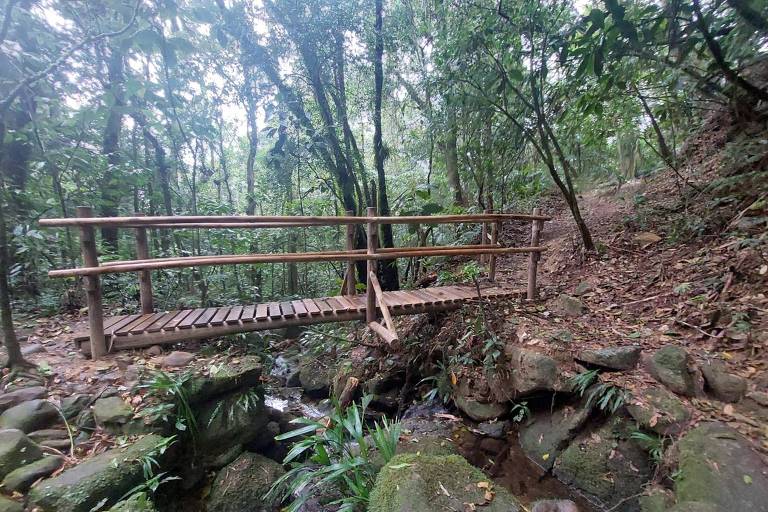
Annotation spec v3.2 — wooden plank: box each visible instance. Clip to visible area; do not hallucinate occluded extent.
[179,308,206,329]
[129,312,167,335]
[447,286,478,300]
[385,291,416,309]
[292,300,308,317]
[255,304,269,320]
[210,307,230,326]
[418,288,448,305]
[105,314,141,335]
[280,302,295,318]
[400,290,427,306]
[336,295,359,312]
[115,314,156,336]
[314,298,334,316]
[268,303,282,319]
[424,287,456,304]
[325,297,348,313]
[194,308,218,327]
[103,315,127,330]
[302,299,321,316]
[147,311,180,333]
[162,310,192,331]
[240,305,255,323]
[347,294,367,310]
[225,306,244,325]
[411,289,440,305]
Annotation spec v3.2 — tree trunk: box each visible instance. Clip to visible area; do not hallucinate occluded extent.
[444,108,466,206]
[0,189,27,368]
[373,0,398,291]
[100,44,125,250]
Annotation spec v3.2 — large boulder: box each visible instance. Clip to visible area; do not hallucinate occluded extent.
[555,294,585,317]
[519,400,592,471]
[577,346,641,371]
[298,357,333,398]
[196,390,269,456]
[1,454,64,492]
[454,396,508,422]
[206,452,285,512]
[0,387,47,412]
[60,394,92,420]
[0,429,43,479]
[28,434,171,512]
[369,453,521,512]
[646,346,703,397]
[674,422,768,511]
[626,387,691,436]
[0,496,22,512]
[93,397,134,433]
[553,417,651,511]
[700,360,747,403]
[183,356,262,404]
[507,347,569,397]
[0,399,59,433]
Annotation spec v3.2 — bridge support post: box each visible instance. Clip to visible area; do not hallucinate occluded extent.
[134,213,154,314]
[489,219,499,281]
[366,207,378,324]
[480,209,489,264]
[345,210,356,295]
[76,206,107,359]
[527,207,543,300]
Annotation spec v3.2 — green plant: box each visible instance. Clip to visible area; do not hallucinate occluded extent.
[630,431,666,466]
[420,360,453,404]
[586,383,629,414]
[138,371,197,439]
[266,395,402,512]
[569,369,599,395]
[205,388,264,427]
[481,334,503,368]
[510,401,530,423]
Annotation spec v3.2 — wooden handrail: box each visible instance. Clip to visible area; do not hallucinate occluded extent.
[39,212,551,228]
[99,244,499,268]
[48,245,547,278]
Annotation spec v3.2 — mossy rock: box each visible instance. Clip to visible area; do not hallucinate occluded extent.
[0,399,59,433]
[626,387,691,436]
[647,346,702,397]
[28,434,170,512]
[298,356,333,398]
[519,399,592,471]
[206,452,284,512]
[196,389,268,455]
[0,429,43,479]
[183,356,262,404]
[107,492,158,512]
[553,417,651,511]
[0,496,22,512]
[1,454,64,492]
[675,422,768,511]
[368,453,520,512]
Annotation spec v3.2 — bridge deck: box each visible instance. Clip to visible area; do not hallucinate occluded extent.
[74,285,521,353]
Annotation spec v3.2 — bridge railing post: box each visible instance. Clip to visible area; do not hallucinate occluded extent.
[134,213,154,314]
[480,209,489,265]
[345,210,356,295]
[76,206,107,359]
[366,207,378,324]
[489,219,499,281]
[527,207,543,300]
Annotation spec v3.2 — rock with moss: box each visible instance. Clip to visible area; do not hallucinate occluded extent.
[183,356,262,404]
[298,356,333,398]
[206,452,284,512]
[28,434,171,512]
[454,396,508,422]
[369,453,521,512]
[626,387,691,436]
[700,360,747,403]
[674,422,768,511]
[555,294,585,317]
[553,417,651,511]
[519,399,592,471]
[646,346,703,397]
[577,346,641,371]
[638,487,674,512]
[93,396,136,434]
[1,454,63,492]
[0,496,22,512]
[107,492,158,512]
[196,390,268,455]
[0,387,47,412]
[0,399,59,433]
[0,429,43,479]
[506,347,570,397]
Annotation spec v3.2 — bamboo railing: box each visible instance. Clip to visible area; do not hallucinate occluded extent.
[41,207,549,358]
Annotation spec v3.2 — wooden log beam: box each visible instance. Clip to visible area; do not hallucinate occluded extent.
[40,212,552,228]
[368,321,398,345]
[368,271,397,339]
[49,246,547,278]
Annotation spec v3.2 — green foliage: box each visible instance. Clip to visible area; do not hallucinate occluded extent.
[569,369,600,396]
[419,360,453,404]
[630,430,666,466]
[138,372,197,439]
[510,401,530,423]
[266,395,402,512]
[570,369,627,414]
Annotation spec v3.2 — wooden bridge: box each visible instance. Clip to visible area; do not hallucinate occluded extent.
[41,208,549,359]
